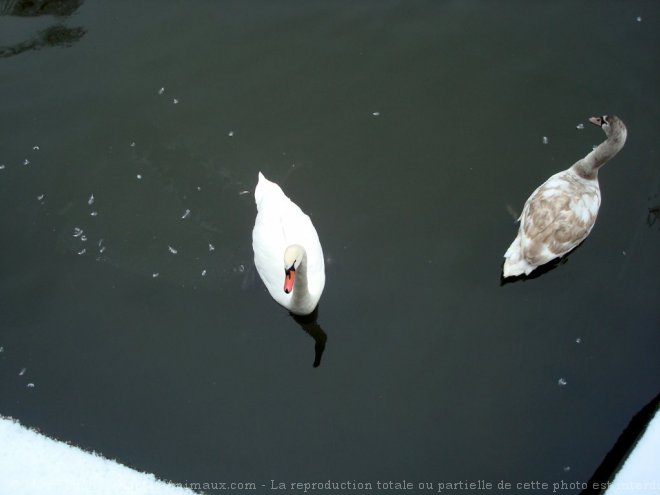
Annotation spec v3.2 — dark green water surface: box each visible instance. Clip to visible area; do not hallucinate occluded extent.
[1,1,659,493]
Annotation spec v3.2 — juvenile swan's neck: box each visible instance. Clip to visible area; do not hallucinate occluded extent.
[573,126,627,180]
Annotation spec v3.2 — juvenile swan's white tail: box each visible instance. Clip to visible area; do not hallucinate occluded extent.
[503,237,534,277]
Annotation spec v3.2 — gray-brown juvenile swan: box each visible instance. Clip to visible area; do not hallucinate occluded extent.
[503,115,627,277]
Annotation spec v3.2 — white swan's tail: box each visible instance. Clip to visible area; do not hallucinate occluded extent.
[502,236,535,278]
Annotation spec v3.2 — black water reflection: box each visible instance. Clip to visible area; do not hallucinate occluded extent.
[0,0,85,58]
[648,205,659,227]
[290,306,327,368]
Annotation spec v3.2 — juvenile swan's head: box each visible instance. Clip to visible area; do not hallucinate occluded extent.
[589,115,627,144]
[283,244,305,294]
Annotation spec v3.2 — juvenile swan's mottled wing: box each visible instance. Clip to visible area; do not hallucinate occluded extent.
[520,173,599,265]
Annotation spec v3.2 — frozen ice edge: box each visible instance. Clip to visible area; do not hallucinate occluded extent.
[0,416,196,495]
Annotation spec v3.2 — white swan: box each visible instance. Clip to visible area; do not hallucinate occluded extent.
[503,115,627,278]
[252,172,325,315]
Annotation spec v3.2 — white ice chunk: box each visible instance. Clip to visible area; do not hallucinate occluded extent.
[88,194,95,205]
[158,87,165,95]
[542,136,549,144]
[201,270,207,276]
[208,243,215,252]
[372,111,380,116]
[168,246,178,255]
[576,123,584,130]
[228,130,234,137]
[18,368,26,376]
[152,273,159,278]
[26,383,35,388]
[73,228,83,238]
[0,164,5,170]
[557,378,567,386]
[173,98,179,104]
[181,209,191,220]
[137,174,143,180]
[90,212,98,217]
[238,190,250,196]
[636,15,642,22]
[77,248,86,255]
[23,159,30,166]
[0,417,197,495]
[33,146,40,151]
[37,194,44,201]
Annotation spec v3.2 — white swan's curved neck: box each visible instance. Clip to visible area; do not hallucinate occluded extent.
[290,248,311,308]
[573,130,626,180]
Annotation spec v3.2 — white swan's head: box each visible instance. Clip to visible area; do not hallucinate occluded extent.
[283,244,305,294]
[589,115,627,143]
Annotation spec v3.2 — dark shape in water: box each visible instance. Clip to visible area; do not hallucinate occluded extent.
[2,0,83,17]
[0,0,86,58]
[290,306,327,368]
[648,205,659,227]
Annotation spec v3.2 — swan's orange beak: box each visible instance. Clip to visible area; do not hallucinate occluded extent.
[284,268,295,294]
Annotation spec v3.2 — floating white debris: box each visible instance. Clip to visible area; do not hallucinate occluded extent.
[201,269,207,276]
[73,228,83,238]
[0,164,5,170]
[80,235,87,242]
[563,466,571,472]
[238,190,250,196]
[576,337,582,344]
[37,194,44,201]
[26,383,35,388]
[90,211,98,217]
[77,248,86,255]
[372,111,380,116]
[158,87,165,95]
[23,159,30,165]
[196,186,201,191]
[542,136,549,144]
[98,239,104,247]
[19,367,26,376]
[181,209,191,220]
[558,378,567,386]
[236,264,245,273]
[636,15,642,22]
[228,130,234,137]
[33,145,40,151]
[173,98,179,104]
[99,246,106,254]
[168,246,178,255]
[622,250,626,256]
[88,194,95,205]
[576,123,584,130]
[208,243,215,252]
[0,346,4,353]
[152,273,159,278]
[130,142,136,147]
